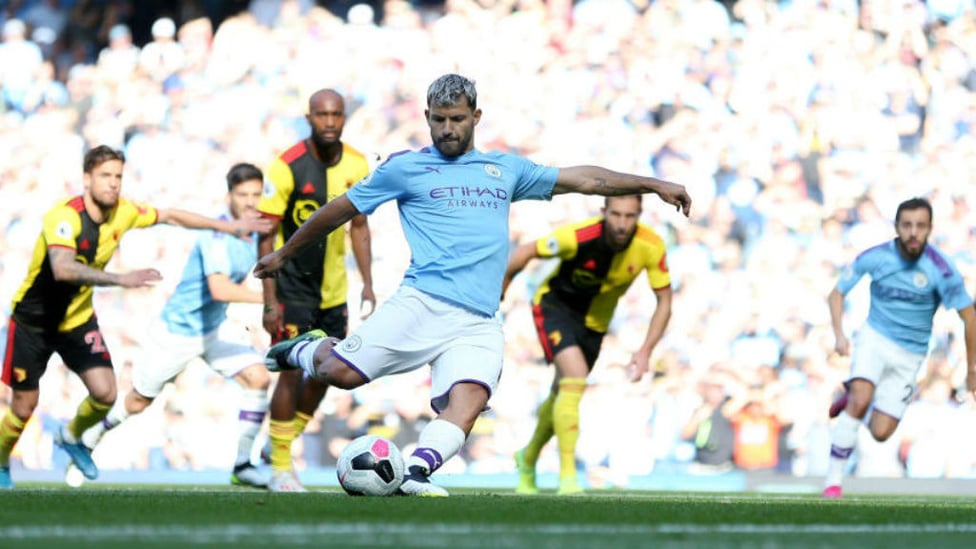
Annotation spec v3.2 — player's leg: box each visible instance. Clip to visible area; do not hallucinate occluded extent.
[207,322,273,488]
[396,299,504,497]
[824,377,874,498]
[398,381,488,497]
[58,364,115,480]
[223,363,271,488]
[516,391,554,494]
[0,389,39,489]
[824,326,886,498]
[551,347,589,495]
[0,319,51,488]
[267,370,307,491]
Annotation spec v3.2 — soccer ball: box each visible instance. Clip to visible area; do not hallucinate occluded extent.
[336,435,405,496]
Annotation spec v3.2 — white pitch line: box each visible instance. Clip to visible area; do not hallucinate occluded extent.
[1,521,976,542]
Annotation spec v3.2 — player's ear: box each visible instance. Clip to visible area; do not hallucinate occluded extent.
[473,108,482,125]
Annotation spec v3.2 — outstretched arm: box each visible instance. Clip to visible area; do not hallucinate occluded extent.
[553,166,691,216]
[501,242,539,299]
[254,194,361,279]
[157,208,272,238]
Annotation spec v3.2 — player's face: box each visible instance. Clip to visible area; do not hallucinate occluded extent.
[84,159,124,210]
[894,206,931,260]
[307,95,345,147]
[426,96,481,158]
[228,178,263,220]
[602,196,641,250]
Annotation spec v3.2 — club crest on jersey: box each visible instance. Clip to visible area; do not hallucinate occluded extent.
[913,272,928,288]
[342,335,363,353]
[292,199,320,225]
[484,164,501,178]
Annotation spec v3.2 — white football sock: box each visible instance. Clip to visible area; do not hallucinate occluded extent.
[81,395,132,448]
[407,419,466,475]
[290,339,321,377]
[825,411,859,487]
[236,389,269,466]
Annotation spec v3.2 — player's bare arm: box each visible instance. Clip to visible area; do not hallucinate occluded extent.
[827,286,849,356]
[157,208,272,238]
[958,304,976,398]
[257,220,282,335]
[349,212,376,317]
[552,166,691,216]
[629,286,672,382]
[207,273,262,304]
[501,242,540,298]
[48,247,161,288]
[253,195,361,279]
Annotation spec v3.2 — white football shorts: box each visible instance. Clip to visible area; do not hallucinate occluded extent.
[332,285,504,413]
[850,323,926,419]
[132,317,264,398]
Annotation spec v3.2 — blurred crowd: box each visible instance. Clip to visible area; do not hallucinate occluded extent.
[3,0,976,485]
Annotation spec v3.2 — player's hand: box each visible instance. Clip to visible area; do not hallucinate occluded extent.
[626,352,651,382]
[655,180,692,217]
[360,287,376,319]
[253,250,286,279]
[232,214,274,240]
[119,268,162,288]
[834,335,850,356]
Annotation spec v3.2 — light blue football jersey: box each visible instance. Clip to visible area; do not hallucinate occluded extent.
[837,239,973,354]
[161,213,257,336]
[347,147,558,316]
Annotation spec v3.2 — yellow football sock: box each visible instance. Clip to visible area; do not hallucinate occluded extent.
[293,411,312,436]
[269,419,296,472]
[554,377,586,480]
[0,408,26,467]
[67,396,111,440]
[523,392,556,466]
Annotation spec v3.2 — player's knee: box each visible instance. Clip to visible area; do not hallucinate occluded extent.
[238,364,271,390]
[319,358,366,390]
[89,387,116,406]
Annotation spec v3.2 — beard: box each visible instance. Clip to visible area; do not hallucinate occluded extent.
[896,237,926,261]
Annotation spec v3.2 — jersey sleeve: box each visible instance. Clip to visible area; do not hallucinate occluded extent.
[509,155,557,202]
[836,250,873,295]
[937,262,974,311]
[259,157,295,219]
[646,248,671,290]
[42,205,82,250]
[196,232,232,276]
[535,225,578,260]
[128,200,159,228]
[346,154,407,215]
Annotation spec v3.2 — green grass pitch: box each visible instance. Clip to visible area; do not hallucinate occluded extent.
[1,485,974,548]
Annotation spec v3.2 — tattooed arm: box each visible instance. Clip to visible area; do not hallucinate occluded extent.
[553,166,691,216]
[49,248,162,288]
